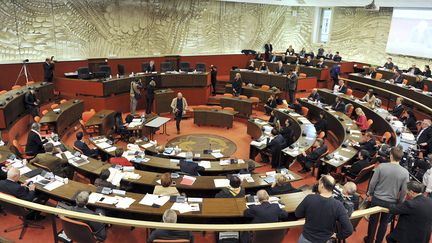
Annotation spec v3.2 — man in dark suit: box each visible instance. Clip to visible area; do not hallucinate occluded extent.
[43,56,55,82]
[261,129,286,168]
[390,70,404,84]
[303,56,313,67]
[180,160,205,176]
[407,64,421,75]
[148,209,193,243]
[146,60,156,72]
[275,61,285,74]
[232,73,242,97]
[330,64,341,86]
[333,52,342,62]
[71,191,107,241]
[264,43,273,62]
[386,181,432,243]
[315,58,325,68]
[336,80,347,94]
[383,57,394,70]
[288,68,298,104]
[244,189,289,223]
[25,123,47,156]
[30,143,73,179]
[146,79,156,114]
[417,119,432,155]
[24,88,39,118]
[0,168,35,201]
[297,138,328,173]
[355,132,377,156]
[391,97,404,118]
[332,96,346,113]
[343,149,371,178]
[308,88,320,102]
[317,45,325,58]
[280,119,294,146]
[210,65,217,96]
[74,132,99,158]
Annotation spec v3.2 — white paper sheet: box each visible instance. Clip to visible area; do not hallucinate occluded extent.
[214,179,230,188]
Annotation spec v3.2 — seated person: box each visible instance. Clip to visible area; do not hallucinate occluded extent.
[297,138,328,173]
[303,56,313,67]
[343,149,371,178]
[308,50,315,59]
[413,76,425,90]
[417,119,432,156]
[331,96,346,113]
[333,182,359,216]
[422,65,431,78]
[375,144,391,163]
[291,56,301,65]
[315,58,325,68]
[247,60,255,70]
[280,119,294,146]
[259,62,268,71]
[153,172,180,196]
[275,61,285,74]
[179,159,205,176]
[335,80,347,94]
[109,148,132,167]
[401,110,417,134]
[268,174,300,195]
[361,89,376,108]
[114,112,131,137]
[0,168,35,201]
[215,175,245,198]
[354,108,369,130]
[264,94,278,115]
[383,57,394,70]
[355,132,377,156]
[254,52,263,61]
[391,97,404,118]
[314,111,328,134]
[285,46,295,56]
[261,129,287,168]
[368,67,377,79]
[299,48,306,57]
[25,123,47,156]
[71,191,107,241]
[280,54,288,64]
[390,69,404,84]
[333,51,342,62]
[148,209,193,243]
[30,142,73,179]
[244,190,289,223]
[407,64,421,75]
[94,169,117,189]
[74,132,99,158]
[308,88,320,102]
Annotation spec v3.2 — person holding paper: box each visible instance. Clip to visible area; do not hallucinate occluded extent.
[268,174,300,195]
[153,172,180,196]
[170,92,188,134]
[147,209,193,243]
[30,143,73,179]
[215,176,245,198]
[71,191,107,241]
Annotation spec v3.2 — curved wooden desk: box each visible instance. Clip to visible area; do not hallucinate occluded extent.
[225,83,282,102]
[84,109,116,135]
[252,61,328,81]
[0,82,54,129]
[39,100,84,136]
[298,98,362,168]
[220,96,255,117]
[193,108,238,129]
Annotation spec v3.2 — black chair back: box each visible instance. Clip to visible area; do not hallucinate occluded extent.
[117,64,125,76]
[179,62,191,72]
[99,65,112,76]
[196,63,206,72]
[0,194,27,217]
[142,62,150,72]
[77,67,90,79]
[160,62,173,72]
[252,229,286,243]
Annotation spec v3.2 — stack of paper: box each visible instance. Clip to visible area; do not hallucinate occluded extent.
[139,194,170,207]
[96,142,112,149]
[180,175,196,186]
[198,161,211,169]
[171,202,200,214]
[211,152,224,159]
[107,168,124,186]
[44,180,64,191]
[116,197,135,209]
[219,159,231,166]
[214,178,230,187]
[402,132,415,141]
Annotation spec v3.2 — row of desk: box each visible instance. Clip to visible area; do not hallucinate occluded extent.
[364,67,432,90]
[251,61,329,81]
[0,82,54,129]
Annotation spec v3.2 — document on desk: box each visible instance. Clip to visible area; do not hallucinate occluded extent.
[18,166,32,175]
[211,152,224,159]
[180,175,196,186]
[44,180,64,191]
[154,196,170,206]
[214,178,230,187]
[198,160,211,169]
[219,159,231,165]
[176,152,187,158]
[105,146,117,152]
[88,193,104,204]
[116,197,135,209]
[171,202,192,214]
[96,142,112,149]
[98,196,119,205]
[298,117,311,124]
[139,193,159,206]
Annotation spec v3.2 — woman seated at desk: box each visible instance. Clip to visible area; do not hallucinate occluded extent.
[268,174,300,195]
[153,172,180,196]
[109,148,133,167]
[355,108,369,131]
[259,62,268,72]
[215,176,245,198]
[361,89,377,108]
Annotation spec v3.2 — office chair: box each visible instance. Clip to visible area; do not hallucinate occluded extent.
[117,64,125,76]
[99,65,112,76]
[77,67,90,79]
[195,63,206,72]
[160,62,173,73]
[179,62,191,72]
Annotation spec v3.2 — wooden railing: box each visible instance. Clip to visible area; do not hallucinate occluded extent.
[0,193,388,232]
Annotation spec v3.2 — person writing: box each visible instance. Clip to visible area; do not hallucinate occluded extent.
[170,92,188,134]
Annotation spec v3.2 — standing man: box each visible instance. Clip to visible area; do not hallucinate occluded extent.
[210,65,217,96]
[232,73,242,97]
[146,79,156,114]
[170,92,188,134]
[130,78,143,115]
[295,175,353,243]
[43,56,55,82]
[330,63,341,86]
[24,88,39,118]
[386,180,432,243]
[287,67,298,104]
[365,145,410,243]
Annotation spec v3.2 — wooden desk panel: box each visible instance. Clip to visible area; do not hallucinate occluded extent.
[220,97,254,117]
[154,89,175,114]
[159,73,209,88]
[39,100,84,136]
[225,84,282,102]
[85,109,116,135]
[193,109,237,129]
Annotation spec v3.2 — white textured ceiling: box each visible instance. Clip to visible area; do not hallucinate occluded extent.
[218,0,432,8]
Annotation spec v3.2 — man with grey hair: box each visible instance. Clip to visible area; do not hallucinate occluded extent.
[30,143,72,178]
[243,189,289,223]
[25,123,47,156]
[333,182,360,217]
[0,168,35,201]
[148,209,193,243]
[170,92,188,134]
[70,191,107,241]
[418,119,432,155]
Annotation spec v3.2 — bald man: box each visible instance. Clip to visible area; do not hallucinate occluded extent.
[308,88,320,102]
[243,189,288,223]
[170,93,188,134]
[0,168,35,201]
